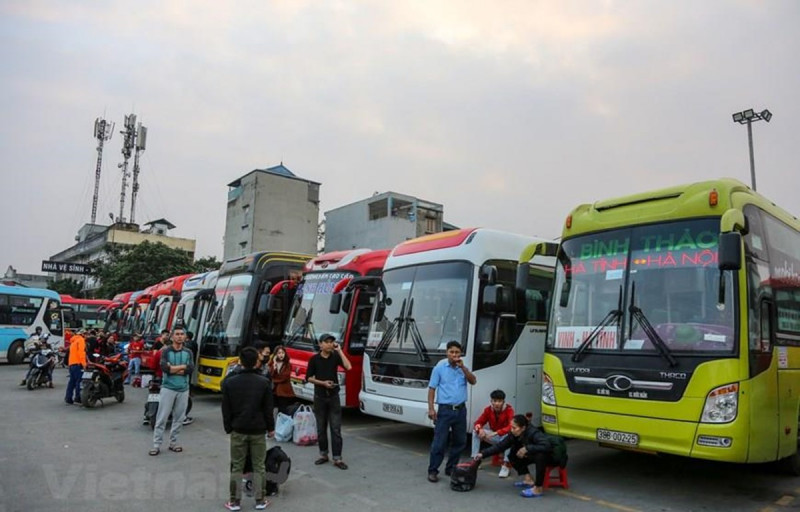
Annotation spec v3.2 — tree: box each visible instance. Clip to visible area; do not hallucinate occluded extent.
[48,278,84,297]
[194,255,221,273]
[94,241,196,299]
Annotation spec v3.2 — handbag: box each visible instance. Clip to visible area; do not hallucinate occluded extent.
[292,405,318,446]
[275,412,294,443]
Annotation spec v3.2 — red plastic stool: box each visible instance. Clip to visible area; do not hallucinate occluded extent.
[542,466,569,489]
[491,454,504,467]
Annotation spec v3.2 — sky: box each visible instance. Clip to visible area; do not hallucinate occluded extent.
[1,0,798,275]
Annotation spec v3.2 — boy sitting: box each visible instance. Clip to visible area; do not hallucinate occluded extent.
[471,389,515,478]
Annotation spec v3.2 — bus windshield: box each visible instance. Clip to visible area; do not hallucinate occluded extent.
[284,271,354,348]
[368,261,471,356]
[550,218,736,354]
[202,273,253,357]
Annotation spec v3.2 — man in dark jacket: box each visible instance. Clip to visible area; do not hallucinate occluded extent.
[474,414,555,498]
[222,347,275,511]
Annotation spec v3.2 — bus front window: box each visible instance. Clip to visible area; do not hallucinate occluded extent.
[550,219,736,354]
[202,274,253,357]
[284,271,353,349]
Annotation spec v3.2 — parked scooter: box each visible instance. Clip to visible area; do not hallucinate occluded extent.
[25,340,56,390]
[80,353,128,408]
[142,377,193,429]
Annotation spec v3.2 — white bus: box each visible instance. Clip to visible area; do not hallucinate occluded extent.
[0,285,64,364]
[174,270,219,384]
[359,228,555,430]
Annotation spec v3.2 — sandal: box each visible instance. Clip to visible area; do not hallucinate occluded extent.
[168,445,183,453]
[148,448,160,456]
[333,461,348,470]
[314,457,329,465]
[520,488,543,498]
[513,481,534,488]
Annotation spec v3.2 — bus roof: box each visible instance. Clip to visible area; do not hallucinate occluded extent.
[303,249,390,275]
[59,295,112,306]
[147,273,195,299]
[564,178,800,238]
[219,251,312,277]
[181,270,219,293]
[0,285,60,301]
[385,228,555,270]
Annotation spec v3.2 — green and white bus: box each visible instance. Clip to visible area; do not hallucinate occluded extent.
[522,178,800,471]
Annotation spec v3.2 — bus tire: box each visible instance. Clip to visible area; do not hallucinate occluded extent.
[8,341,25,365]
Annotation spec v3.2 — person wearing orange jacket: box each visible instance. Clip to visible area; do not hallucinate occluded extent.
[65,331,87,405]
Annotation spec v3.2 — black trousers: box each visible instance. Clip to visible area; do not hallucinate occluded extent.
[314,393,343,458]
[509,451,555,486]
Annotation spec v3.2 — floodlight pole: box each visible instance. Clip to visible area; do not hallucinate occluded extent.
[746,119,756,192]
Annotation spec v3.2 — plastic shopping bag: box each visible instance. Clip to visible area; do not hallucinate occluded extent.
[275,412,294,443]
[292,405,318,446]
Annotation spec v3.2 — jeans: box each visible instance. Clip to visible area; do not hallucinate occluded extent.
[152,387,189,448]
[427,405,467,475]
[125,357,141,384]
[229,432,267,502]
[509,451,555,486]
[65,364,82,403]
[314,393,343,459]
[471,429,510,462]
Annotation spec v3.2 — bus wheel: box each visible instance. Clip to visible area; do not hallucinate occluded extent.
[780,412,800,475]
[7,341,25,365]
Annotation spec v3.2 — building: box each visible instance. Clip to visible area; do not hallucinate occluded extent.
[2,266,53,289]
[48,220,196,293]
[324,191,446,251]
[224,164,320,260]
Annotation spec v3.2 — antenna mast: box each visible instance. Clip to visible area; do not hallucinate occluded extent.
[91,118,114,225]
[129,121,147,223]
[117,114,136,223]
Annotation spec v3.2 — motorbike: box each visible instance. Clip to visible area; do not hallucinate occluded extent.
[80,353,128,408]
[25,343,56,390]
[143,377,193,429]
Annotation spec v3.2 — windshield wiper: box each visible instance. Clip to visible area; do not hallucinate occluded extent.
[404,298,430,362]
[372,298,406,361]
[628,282,677,367]
[288,307,314,345]
[572,285,622,363]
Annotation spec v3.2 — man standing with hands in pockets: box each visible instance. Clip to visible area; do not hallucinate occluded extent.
[427,340,477,483]
[306,334,352,470]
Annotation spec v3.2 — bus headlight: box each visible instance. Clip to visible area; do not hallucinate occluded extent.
[701,383,738,423]
[542,373,556,406]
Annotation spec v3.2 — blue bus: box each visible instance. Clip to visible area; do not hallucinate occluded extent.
[0,285,64,364]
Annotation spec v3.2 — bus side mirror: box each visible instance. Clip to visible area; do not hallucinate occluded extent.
[175,304,186,321]
[516,262,530,303]
[190,300,200,319]
[480,264,498,285]
[375,301,386,322]
[257,294,273,321]
[483,284,511,314]
[148,301,157,311]
[329,294,343,314]
[718,232,741,271]
[341,292,353,315]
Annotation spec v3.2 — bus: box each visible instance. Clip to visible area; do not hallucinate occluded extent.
[284,249,390,407]
[141,274,194,344]
[531,178,800,471]
[197,251,310,391]
[359,228,555,430]
[104,291,134,335]
[174,270,219,385]
[0,285,64,364]
[60,295,112,330]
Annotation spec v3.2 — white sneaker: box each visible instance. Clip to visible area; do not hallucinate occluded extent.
[498,465,510,478]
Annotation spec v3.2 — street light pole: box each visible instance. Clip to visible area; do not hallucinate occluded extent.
[732,108,772,192]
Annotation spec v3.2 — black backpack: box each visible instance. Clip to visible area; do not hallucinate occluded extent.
[266,446,291,484]
[450,459,480,492]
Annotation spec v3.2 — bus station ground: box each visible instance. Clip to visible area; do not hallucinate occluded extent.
[1,364,798,512]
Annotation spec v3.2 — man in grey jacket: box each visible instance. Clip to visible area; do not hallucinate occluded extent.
[149,326,193,456]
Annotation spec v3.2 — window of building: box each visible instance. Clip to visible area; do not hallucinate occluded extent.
[368,199,388,220]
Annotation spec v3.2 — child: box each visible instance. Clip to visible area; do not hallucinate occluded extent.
[471,389,515,478]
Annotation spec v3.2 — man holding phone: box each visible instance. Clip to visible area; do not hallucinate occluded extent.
[306,334,352,470]
[427,340,477,483]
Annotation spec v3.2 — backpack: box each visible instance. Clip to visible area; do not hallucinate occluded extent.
[265,446,291,484]
[544,433,568,468]
[450,459,480,492]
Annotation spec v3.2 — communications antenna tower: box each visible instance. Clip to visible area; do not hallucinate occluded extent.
[91,118,114,225]
[117,114,136,223]
[129,121,147,223]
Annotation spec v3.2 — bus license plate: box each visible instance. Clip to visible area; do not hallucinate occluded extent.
[597,428,639,446]
[147,394,161,403]
[382,403,402,415]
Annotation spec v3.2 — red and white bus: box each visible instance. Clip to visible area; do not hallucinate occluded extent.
[103,291,134,335]
[141,274,195,344]
[59,296,112,330]
[284,249,390,408]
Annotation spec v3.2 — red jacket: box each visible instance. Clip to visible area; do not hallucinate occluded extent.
[473,403,515,437]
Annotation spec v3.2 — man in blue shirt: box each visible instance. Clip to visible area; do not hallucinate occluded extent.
[427,340,477,482]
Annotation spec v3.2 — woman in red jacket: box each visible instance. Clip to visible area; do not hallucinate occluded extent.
[268,345,296,414]
[471,389,515,478]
